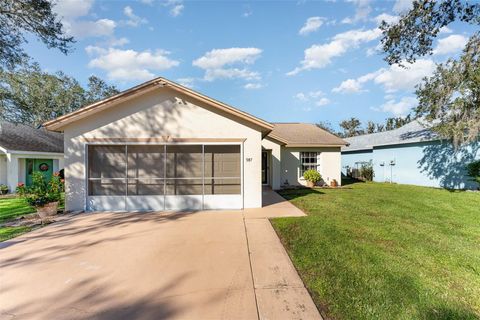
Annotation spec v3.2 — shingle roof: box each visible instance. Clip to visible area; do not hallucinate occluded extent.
[0,122,64,153]
[268,123,347,147]
[342,120,439,152]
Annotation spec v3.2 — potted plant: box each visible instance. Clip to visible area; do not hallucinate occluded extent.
[0,184,8,195]
[303,169,322,188]
[17,172,64,218]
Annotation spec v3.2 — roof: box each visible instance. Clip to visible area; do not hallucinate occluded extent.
[43,77,273,134]
[0,122,63,153]
[268,123,347,147]
[342,120,439,152]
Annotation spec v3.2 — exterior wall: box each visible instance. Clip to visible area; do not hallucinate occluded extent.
[280,147,342,188]
[63,87,263,212]
[261,138,281,190]
[342,140,480,189]
[3,152,64,193]
[0,155,7,185]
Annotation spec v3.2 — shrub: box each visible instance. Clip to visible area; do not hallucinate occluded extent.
[18,172,64,207]
[303,169,322,183]
[359,163,374,181]
[466,160,480,188]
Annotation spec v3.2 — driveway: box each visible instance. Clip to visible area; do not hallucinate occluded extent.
[0,190,321,320]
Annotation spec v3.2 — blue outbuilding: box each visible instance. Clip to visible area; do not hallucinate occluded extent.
[341,120,480,190]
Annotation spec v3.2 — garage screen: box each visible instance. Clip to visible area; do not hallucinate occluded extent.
[87,144,242,210]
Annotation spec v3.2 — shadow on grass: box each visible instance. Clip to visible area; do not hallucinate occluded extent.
[278,188,325,201]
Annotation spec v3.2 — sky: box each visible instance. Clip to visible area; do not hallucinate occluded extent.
[25,0,474,130]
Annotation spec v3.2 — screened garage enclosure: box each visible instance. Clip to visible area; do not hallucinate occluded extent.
[87,144,242,211]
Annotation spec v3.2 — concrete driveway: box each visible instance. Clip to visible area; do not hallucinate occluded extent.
[0,190,321,320]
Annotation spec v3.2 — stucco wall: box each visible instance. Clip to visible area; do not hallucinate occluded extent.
[0,155,6,185]
[280,147,342,188]
[62,87,263,211]
[261,138,281,190]
[342,140,480,189]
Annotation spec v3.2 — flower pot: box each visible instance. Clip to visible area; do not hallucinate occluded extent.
[330,179,338,188]
[36,202,59,218]
[306,181,315,188]
[0,189,7,195]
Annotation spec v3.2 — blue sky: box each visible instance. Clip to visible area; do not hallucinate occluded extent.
[26,0,473,129]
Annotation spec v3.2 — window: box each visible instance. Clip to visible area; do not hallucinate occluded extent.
[300,152,318,177]
[204,145,241,195]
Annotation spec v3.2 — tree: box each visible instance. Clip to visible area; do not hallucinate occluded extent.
[316,121,337,135]
[416,37,480,146]
[85,76,119,105]
[366,121,376,134]
[380,0,480,145]
[0,0,74,70]
[0,64,118,126]
[339,117,363,138]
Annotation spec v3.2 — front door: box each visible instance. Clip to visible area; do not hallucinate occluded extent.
[261,151,269,185]
[26,159,54,186]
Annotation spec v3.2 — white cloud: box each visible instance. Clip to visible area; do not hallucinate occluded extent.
[333,59,436,94]
[299,17,326,35]
[439,26,453,34]
[373,13,399,25]
[86,46,180,81]
[54,0,94,19]
[433,34,468,55]
[193,48,262,81]
[123,6,148,27]
[294,90,330,107]
[288,28,381,75]
[342,0,372,24]
[53,0,116,38]
[316,97,330,106]
[393,0,413,13]
[106,37,130,47]
[163,0,184,16]
[244,83,263,90]
[140,0,154,4]
[376,96,417,116]
[176,77,195,88]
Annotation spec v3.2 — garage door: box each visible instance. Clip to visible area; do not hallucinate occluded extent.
[86,144,243,211]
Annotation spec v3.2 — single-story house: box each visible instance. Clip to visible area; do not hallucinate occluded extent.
[342,120,480,189]
[44,77,346,212]
[0,122,64,193]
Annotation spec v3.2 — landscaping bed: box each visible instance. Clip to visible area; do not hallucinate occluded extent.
[272,181,480,320]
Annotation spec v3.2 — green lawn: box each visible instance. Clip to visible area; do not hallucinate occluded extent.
[0,226,33,242]
[272,182,480,320]
[0,197,35,223]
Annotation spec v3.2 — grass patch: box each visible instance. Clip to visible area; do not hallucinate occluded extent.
[272,182,480,320]
[0,197,35,223]
[0,226,33,242]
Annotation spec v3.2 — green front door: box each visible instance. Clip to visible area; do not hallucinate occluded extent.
[26,159,54,186]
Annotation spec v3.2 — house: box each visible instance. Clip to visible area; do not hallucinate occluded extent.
[341,120,480,189]
[0,122,64,193]
[44,77,346,212]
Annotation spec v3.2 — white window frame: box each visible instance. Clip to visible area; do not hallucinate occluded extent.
[299,151,320,179]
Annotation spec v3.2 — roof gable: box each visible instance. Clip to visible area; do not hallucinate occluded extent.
[43,77,273,134]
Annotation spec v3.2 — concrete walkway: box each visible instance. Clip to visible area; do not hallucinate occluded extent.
[0,190,321,320]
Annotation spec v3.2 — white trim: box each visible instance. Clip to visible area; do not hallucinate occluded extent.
[2,150,63,156]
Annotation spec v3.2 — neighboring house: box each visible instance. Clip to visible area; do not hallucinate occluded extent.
[44,77,346,212]
[0,122,64,193]
[342,120,480,189]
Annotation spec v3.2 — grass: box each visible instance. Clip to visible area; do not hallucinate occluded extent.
[272,181,480,320]
[0,197,35,223]
[0,226,33,242]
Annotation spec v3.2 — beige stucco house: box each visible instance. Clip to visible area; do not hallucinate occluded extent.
[0,122,64,194]
[44,77,346,212]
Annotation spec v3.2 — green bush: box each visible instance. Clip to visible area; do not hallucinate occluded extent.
[359,163,374,181]
[466,160,480,187]
[303,169,322,183]
[17,172,64,207]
